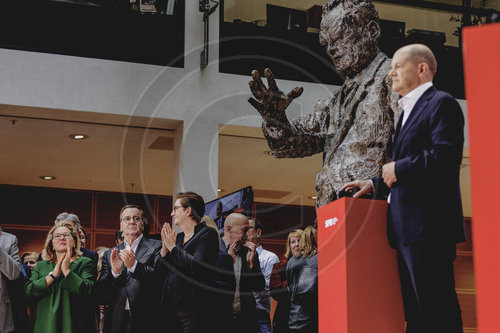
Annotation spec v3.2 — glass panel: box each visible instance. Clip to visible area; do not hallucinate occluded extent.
[0,0,185,66]
[221,0,498,98]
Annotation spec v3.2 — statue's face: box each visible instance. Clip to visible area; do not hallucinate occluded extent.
[319,6,375,77]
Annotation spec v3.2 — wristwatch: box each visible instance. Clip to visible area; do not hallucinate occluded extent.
[48,271,57,280]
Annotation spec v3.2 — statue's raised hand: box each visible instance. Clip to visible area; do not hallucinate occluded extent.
[248,68,303,122]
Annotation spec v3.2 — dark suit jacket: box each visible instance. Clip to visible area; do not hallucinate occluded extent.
[219,238,265,323]
[374,86,466,247]
[98,236,161,333]
[156,222,219,311]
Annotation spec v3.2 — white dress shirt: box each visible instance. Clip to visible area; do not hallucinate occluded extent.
[254,245,279,312]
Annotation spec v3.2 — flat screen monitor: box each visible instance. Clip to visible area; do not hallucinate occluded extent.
[205,186,254,231]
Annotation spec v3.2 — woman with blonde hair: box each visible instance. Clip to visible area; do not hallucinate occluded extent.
[286,225,318,333]
[25,223,96,333]
[270,229,304,333]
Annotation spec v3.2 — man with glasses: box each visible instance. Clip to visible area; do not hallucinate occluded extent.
[53,212,98,265]
[97,204,162,333]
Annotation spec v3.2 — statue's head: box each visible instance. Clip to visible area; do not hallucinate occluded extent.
[319,0,381,78]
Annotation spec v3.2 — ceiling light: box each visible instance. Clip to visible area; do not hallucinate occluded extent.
[69,134,88,140]
[309,195,317,200]
[217,188,223,192]
[40,176,56,180]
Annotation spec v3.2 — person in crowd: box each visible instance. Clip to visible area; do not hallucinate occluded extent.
[287,225,318,333]
[24,223,96,333]
[97,204,161,333]
[340,44,466,333]
[246,218,279,333]
[0,227,22,333]
[79,229,88,249]
[49,212,98,264]
[22,252,39,273]
[202,215,235,333]
[95,246,110,333]
[115,230,124,245]
[220,213,265,333]
[156,192,220,332]
[270,229,304,333]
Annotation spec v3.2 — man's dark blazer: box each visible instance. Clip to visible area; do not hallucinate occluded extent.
[156,223,219,316]
[374,85,466,248]
[98,236,161,333]
[219,238,265,331]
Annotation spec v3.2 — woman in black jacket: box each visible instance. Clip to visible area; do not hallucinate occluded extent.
[286,225,318,333]
[157,192,220,333]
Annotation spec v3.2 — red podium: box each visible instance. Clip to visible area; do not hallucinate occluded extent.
[318,197,404,332]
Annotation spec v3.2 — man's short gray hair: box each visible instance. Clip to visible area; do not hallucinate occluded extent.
[54,212,81,230]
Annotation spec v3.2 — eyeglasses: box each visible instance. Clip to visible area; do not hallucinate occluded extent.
[121,216,142,223]
[53,233,72,240]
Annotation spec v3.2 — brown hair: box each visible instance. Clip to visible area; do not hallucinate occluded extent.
[43,223,82,263]
[284,229,304,259]
[298,225,318,258]
[176,192,205,223]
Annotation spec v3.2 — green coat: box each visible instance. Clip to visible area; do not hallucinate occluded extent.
[25,256,96,333]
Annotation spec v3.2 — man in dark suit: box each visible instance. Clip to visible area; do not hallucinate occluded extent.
[98,204,162,333]
[341,44,465,333]
[220,213,265,333]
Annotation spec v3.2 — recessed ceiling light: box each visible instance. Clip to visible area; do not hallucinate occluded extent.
[69,134,88,140]
[309,195,317,200]
[40,176,56,180]
[217,188,223,192]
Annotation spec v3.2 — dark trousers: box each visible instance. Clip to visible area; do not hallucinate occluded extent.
[397,241,463,333]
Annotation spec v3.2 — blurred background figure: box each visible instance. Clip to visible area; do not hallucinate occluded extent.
[270,229,304,333]
[247,218,279,333]
[114,230,124,245]
[95,246,110,333]
[25,223,97,333]
[79,229,88,249]
[22,252,39,273]
[287,226,318,333]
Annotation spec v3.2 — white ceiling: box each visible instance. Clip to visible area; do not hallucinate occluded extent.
[0,104,471,215]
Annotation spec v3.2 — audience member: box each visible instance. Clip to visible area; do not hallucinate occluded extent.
[52,212,98,264]
[0,227,22,333]
[156,192,220,332]
[202,215,235,333]
[21,252,39,273]
[25,223,97,333]
[95,246,110,333]
[220,213,265,333]
[79,228,88,249]
[247,218,279,333]
[115,230,124,245]
[97,204,161,333]
[270,229,304,333]
[287,225,318,333]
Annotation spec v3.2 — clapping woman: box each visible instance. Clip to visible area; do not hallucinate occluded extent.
[25,223,96,333]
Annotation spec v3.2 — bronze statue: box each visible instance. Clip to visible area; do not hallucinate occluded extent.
[248,0,400,207]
